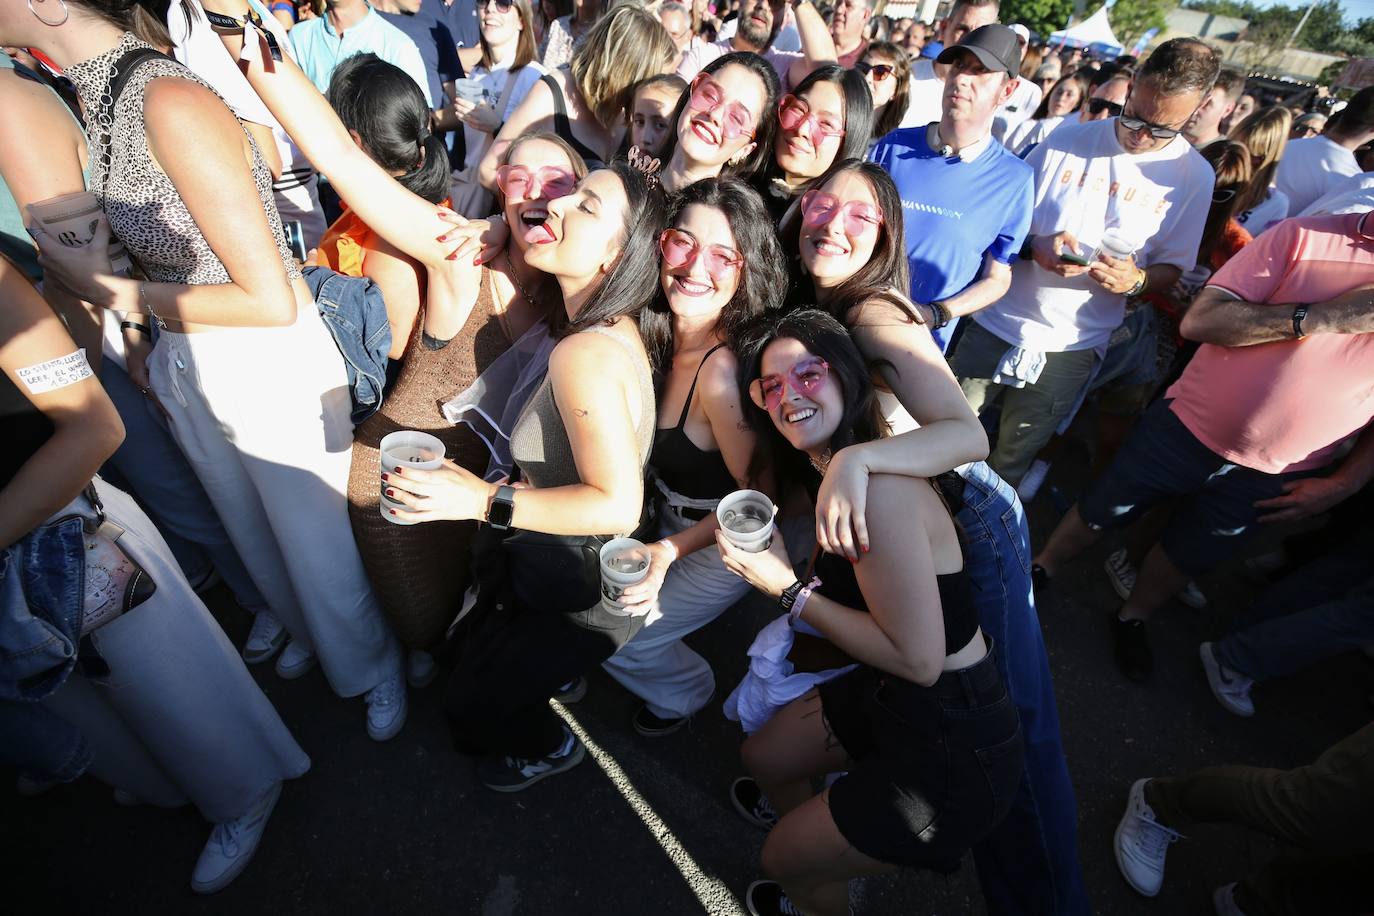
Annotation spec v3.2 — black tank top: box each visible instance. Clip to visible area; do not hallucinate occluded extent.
[650,344,737,500]
[811,481,980,657]
[539,72,605,170]
[0,370,54,490]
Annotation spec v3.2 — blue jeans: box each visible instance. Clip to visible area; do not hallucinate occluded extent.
[1216,534,1374,682]
[957,461,1091,915]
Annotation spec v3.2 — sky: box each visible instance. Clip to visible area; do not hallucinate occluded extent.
[1245,0,1374,23]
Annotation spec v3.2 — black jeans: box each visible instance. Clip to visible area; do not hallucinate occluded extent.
[445,528,646,758]
[821,648,1024,870]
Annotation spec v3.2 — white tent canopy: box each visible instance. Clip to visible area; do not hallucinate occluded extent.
[1049,4,1124,53]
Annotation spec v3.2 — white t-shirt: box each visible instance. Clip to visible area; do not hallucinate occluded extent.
[716,12,802,52]
[1004,114,1066,157]
[1236,185,1289,236]
[461,61,546,172]
[991,77,1042,143]
[1274,136,1360,217]
[899,58,944,129]
[1299,172,1374,218]
[976,118,1214,353]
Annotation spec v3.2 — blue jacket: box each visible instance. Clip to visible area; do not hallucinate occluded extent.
[0,514,84,703]
[304,265,392,426]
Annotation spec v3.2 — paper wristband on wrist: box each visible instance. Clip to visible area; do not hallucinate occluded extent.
[206,8,283,62]
[788,576,822,625]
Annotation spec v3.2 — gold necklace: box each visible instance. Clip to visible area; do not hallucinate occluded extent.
[809,448,832,475]
[503,250,540,311]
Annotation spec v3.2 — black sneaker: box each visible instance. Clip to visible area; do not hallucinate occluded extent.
[730,776,779,830]
[1114,617,1153,682]
[554,677,587,704]
[477,727,585,792]
[633,705,687,737]
[745,880,804,916]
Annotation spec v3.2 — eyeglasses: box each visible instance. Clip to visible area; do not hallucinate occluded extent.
[1087,98,1123,117]
[476,0,515,11]
[749,356,831,411]
[777,94,846,148]
[800,189,883,236]
[495,164,577,201]
[1212,187,1238,203]
[658,227,743,280]
[1118,97,1187,140]
[856,61,894,81]
[688,73,757,141]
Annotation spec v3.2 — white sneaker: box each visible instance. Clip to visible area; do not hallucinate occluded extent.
[191,781,281,894]
[1213,882,1247,916]
[1178,580,1208,610]
[1104,548,1137,601]
[243,612,287,665]
[407,649,438,688]
[365,672,407,741]
[274,640,317,680]
[1017,459,1051,502]
[1115,778,1183,897]
[1200,642,1255,717]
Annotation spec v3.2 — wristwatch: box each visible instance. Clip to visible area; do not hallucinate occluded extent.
[1292,304,1309,340]
[486,484,516,530]
[778,579,806,612]
[1126,268,1147,297]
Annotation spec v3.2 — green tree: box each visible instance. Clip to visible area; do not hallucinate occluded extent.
[999,0,1077,39]
[1109,0,1178,49]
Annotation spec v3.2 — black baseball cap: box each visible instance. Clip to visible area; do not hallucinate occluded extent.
[936,24,1022,77]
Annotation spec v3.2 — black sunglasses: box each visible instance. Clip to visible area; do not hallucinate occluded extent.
[477,0,515,10]
[1212,187,1238,203]
[1117,93,1190,140]
[857,61,895,80]
[1087,98,1123,117]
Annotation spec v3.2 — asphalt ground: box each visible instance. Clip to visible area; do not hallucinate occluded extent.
[6,445,1371,916]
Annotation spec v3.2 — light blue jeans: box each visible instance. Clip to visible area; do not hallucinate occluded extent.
[957,461,1090,915]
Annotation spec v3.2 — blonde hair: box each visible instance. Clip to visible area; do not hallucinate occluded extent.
[571,5,678,130]
[1230,106,1291,215]
[481,0,539,71]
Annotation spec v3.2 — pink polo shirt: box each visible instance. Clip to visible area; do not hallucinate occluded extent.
[1166,214,1374,474]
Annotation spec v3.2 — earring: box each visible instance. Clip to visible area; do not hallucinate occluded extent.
[28,0,69,26]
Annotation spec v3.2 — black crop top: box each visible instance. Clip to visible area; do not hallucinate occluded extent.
[810,508,980,656]
[0,370,54,490]
[540,73,605,170]
[650,344,737,500]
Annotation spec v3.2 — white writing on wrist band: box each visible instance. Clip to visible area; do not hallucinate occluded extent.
[15,349,94,394]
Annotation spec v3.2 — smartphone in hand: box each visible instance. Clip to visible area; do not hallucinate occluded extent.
[1059,249,1091,266]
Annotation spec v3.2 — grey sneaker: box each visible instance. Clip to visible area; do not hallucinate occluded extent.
[365,672,407,741]
[478,726,585,792]
[1200,642,1254,717]
[274,639,317,680]
[1115,778,1183,897]
[1104,548,1137,601]
[243,611,286,665]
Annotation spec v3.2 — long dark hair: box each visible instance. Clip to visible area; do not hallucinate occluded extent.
[638,177,785,370]
[864,42,911,139]
[784,159,916,324]
[760,65,875,191]
[1031,71,1089,120]
[1198,140,1251,267]
[656,52,781,184]
[327,54,450,204]
[559,159,669,337]
[736,308,885,495]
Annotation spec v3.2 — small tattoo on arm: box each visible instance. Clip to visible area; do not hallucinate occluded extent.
[573,408,589,417]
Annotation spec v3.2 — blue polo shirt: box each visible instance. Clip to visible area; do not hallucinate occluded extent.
[379,8,463,109]
[870,127,1034,351]
[423,0,479,49]
[290,6,434,106]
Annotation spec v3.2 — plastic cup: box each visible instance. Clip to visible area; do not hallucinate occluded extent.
[379,430,445,525]
[599,538,652,615]
[716,489,777,553]
[452,78,487,104]
[27,190,132,276]
[1178,264,1213,297]
[1096,229,1140,262]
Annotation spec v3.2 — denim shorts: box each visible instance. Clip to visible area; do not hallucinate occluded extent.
[821,649,1023,870]
[1077,399,1306,577]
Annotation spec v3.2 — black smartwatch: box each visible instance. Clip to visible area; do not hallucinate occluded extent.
[778,579,806,612]
[1292,304,1309,340]
[486,484,516,530]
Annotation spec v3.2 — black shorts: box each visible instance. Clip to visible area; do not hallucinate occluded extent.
[820,651,1023,870]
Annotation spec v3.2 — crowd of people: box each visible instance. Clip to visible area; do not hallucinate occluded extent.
[2,0,1372,913]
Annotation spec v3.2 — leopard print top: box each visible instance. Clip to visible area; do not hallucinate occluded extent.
[65,33,300,285]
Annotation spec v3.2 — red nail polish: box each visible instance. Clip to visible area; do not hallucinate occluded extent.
[446,252,457,261]
[861,545,870,553]
[389,509,397,516]
[386,488,395,498]
[393,467,403,476]
[381,473,389,481]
